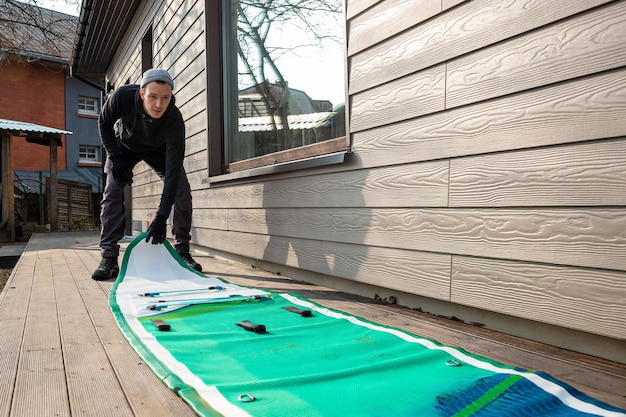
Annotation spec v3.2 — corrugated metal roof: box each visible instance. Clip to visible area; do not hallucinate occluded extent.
[0,118,72,135]
[239,112,337,133]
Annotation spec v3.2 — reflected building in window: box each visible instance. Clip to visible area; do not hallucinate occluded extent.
[235,81,345,160]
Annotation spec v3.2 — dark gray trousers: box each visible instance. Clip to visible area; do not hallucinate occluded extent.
[99,147,192,258]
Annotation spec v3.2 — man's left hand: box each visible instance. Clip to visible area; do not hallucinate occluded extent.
[145,215,167,244]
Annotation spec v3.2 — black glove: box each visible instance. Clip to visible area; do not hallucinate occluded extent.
[145,215,167,244]
[109,155,133,186]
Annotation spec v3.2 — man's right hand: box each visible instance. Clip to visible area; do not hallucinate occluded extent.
[110,155,133,186]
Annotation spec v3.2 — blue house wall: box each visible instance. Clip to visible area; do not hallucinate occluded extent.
[64,76,104,192]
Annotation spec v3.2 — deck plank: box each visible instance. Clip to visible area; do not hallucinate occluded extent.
[0,237,44,417]
[1,231,625,416]
[11,249,68,417]
[52,248,134,417]
[62,237,197,417]
[11,349,69,417]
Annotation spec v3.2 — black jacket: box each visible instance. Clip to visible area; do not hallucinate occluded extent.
[98,84,185,219]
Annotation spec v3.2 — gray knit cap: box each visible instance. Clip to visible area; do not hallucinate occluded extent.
[140,68,174,90]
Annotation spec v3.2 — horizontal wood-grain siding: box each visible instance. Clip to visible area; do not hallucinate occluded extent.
[446,2,626,109]
[224,208,626,271]
[450,138,626,207]
[351,64,446,132]
[348,0,614,94]
[190,161,449,209]
[442,0,468,10]
[345,0,380,19]
[352,70,626,169]
[156,0,203,66]
[451,256,626,339]
[193,228,452,301]
[348,0,440,56]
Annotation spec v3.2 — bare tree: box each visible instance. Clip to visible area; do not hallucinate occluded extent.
[0,0,78,69]
[236,0,342,151]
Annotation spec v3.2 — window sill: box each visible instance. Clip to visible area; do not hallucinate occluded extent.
[206,149,349,185]
[78,161,102,167]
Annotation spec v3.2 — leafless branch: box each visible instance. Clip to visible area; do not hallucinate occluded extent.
[0,0,77,69]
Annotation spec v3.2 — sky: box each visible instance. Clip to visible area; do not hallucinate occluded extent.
[36,0,80,15]
[27,0,345,105]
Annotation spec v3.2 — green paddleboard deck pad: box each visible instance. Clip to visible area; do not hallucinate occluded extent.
[110,235,626,417]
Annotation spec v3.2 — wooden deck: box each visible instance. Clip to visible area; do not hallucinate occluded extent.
[0,231,625,416]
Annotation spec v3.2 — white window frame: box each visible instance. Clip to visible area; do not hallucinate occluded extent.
[78,96,99,116]
[79,145,100,163]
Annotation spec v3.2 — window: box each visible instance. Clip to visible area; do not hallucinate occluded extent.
[142,26,153,72]
[77,96,99,116]
[79,145,100,163]
[209,0,348,177]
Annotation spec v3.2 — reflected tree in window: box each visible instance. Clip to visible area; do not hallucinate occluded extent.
[228,0,345,163]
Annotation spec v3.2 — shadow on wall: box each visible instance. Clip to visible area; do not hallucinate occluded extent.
[262,157,369,289]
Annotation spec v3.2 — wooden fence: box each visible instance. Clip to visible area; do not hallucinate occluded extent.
[47,177,95,231]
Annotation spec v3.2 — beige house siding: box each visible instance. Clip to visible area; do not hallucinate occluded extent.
[346,0,626,345]
[106,0,626,361]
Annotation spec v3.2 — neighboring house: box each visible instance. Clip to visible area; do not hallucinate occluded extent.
[70,0,626,363]
[237,82,343,160]
[0,0,103,227]
[65,77,104,176]
[238,82,333,117]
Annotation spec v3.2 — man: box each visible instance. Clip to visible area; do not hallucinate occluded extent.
[92,68,202,280]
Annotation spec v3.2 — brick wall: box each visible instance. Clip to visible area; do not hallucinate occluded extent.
[0,59,67,170]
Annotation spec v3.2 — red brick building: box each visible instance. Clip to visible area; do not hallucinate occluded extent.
[0,1,76,170]
[1,1,103,234]
[0,59,68,170]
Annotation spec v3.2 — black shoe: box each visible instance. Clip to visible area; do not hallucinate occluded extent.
[179,253,202,272]
[92,257,119,281]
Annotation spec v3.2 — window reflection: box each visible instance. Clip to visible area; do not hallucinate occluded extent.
[226,0,346,164]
